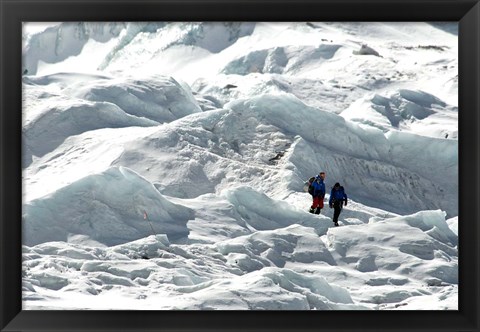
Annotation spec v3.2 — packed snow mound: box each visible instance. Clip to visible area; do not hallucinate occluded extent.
[216,224,335,271]
[23,72,111,87]
[377,210,458,247]
[191,73,363,114]
[22,210,457,310]
[325,210,457,285]
[175,267,358,310]
[71,75,202,123]
[222,44,342,75]
[342,89,457,139]
[22,97,157,165]
[316,22,456,45]
[222,186,330,234]
[23,22,126,75]
[23,166,193,246]
[23,126,160,202]
[24,72,202,122]
[353,44,381,57]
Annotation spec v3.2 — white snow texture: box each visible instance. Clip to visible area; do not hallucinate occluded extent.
[22,22,458,310]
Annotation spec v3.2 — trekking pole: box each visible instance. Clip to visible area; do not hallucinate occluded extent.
[143,211,157,237]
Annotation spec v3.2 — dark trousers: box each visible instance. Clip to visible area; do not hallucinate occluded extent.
[332,201,343,224]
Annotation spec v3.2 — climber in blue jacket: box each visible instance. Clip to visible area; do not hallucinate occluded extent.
[329,182,348,227]
[309,171,326,215]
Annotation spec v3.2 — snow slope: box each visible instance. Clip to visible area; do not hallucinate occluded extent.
[22,22,458,310]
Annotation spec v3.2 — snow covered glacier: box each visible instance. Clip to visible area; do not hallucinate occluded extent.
[21,22,458,310]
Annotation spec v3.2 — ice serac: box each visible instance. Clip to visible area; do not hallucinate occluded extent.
[225,93,457,217]
[22,73,202,167]
[23,166,193,246]
[71,75,202,123]
[111,92,456,217]
[175,22,256,53]
[23,22,127,75]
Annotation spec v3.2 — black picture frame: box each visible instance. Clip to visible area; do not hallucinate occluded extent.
[1,0,479,331]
